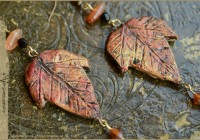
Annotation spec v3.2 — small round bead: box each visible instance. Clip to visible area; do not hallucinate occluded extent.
[101,12,110,22]
[18,38,28,48]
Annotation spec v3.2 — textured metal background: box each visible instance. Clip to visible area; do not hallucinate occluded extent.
[0,1,200,139]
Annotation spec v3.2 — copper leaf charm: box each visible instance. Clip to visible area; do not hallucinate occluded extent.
[107,16,181,84]
[25,50,100,119]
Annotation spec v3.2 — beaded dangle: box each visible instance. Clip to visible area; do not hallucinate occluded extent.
[3,9,124,139]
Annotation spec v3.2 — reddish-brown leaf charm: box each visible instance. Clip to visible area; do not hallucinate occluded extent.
[25,50,100,119]
[107,16,181,84]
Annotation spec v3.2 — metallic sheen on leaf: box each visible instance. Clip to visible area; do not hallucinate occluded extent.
[107,16,181,84]
[25,50,100,119]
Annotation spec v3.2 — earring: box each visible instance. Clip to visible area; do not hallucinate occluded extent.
[74,1,199,105]
[106,16,200,105]
[3,2,123,139]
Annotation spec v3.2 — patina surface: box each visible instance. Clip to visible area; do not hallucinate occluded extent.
[107,16,181,84]
[0,1,200,139]
[25,50,100,119]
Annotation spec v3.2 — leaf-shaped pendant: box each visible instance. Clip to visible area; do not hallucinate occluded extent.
[107,16,181,84]
[25,50,100,119]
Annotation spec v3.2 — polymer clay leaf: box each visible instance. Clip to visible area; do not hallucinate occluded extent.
[107,16,181,84]
[25,50,100,119]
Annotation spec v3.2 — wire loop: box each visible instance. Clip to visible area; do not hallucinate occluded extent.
[184,83,196,95]
[99,119,112,130]
[0,21,10,33]
[109,19,122,27]
[27,46,38,57]
[80,2,94,11]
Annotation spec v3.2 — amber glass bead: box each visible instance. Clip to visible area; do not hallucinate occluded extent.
[110,128,123,139]
[194,93,200,105]
[5,29,22,51]
[86,2,105,24]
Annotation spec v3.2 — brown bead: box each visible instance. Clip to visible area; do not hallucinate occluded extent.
[110,128,123,139]
[86,2,105,24]
[5,29,22,51]
[194,93,200,105]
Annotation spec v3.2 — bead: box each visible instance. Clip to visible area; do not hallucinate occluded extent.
[101,12,110,22]
[5,29,22,51]
[110,128,123,139]
[18,38,28,48]
[86,2,105,24]
[194,93,200,105]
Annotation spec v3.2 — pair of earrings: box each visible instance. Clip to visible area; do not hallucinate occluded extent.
[4,1,199,139]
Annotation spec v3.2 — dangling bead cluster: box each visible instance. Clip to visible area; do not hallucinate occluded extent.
[71,1,113,25]
[5,28,38,57]
[5,29,28,51]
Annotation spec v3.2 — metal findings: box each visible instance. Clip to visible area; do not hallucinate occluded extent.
[108,19,122,27]
[184,83,196,95]
[81,2,94,11]
[0,20,10,33]
[27,46,38,57]
[72,1,122,27]
[99,119,112,130]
